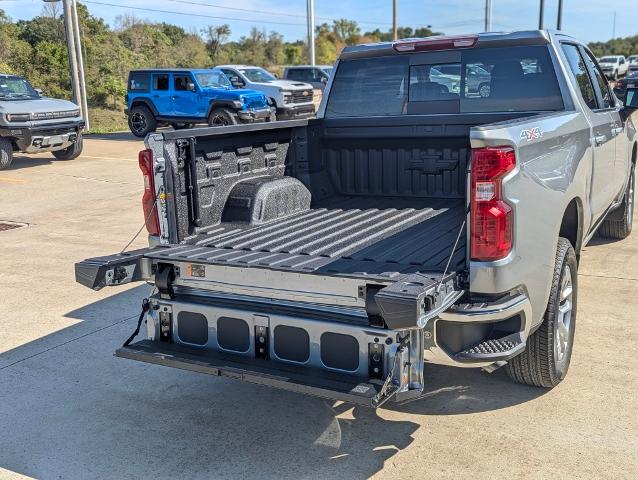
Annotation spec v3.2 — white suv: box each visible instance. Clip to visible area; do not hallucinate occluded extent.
[214,65,315,120]
[598,55,628,80]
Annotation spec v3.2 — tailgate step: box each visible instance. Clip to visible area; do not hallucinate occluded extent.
[116,340,384,407]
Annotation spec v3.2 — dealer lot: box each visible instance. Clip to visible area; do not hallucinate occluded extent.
[0,136,636,479]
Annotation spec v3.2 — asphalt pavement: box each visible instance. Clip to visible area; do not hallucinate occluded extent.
[0,135,636,479]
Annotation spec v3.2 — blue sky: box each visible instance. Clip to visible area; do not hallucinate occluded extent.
[2,0,636,43]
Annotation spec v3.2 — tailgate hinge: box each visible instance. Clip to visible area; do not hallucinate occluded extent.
[155,263,176,299]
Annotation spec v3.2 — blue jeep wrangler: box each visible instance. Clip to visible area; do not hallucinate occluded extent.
[125,68,272,137]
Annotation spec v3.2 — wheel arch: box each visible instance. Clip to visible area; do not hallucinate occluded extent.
[559,197,584,257]
[206,100,240,117]
[129,98,158,117]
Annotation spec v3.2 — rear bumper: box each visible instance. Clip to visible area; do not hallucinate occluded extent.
[423,293,533,368]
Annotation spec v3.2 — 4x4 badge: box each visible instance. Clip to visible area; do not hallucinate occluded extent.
[520,127,542,141]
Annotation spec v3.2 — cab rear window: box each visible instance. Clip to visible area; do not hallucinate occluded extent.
[325,45,564,117]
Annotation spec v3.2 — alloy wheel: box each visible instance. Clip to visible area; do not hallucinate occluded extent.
[555,264,573,363]
[131,112,147,134]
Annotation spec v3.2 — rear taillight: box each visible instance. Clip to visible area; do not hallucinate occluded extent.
[138,149,160,236]
[470,146,515,261]
[392,34,478,53]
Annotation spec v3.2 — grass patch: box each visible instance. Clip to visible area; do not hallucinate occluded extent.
[86,107,128,134]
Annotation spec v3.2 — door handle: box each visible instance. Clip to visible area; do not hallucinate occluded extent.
[594,135,607,146]
[171,95,179,100]
[611,127,623,136]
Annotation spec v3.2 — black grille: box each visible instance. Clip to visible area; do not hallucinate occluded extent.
[290,89,313,104]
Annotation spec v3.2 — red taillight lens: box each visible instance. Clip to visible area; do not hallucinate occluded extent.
[470,146,515,261]
[138,149,160,236]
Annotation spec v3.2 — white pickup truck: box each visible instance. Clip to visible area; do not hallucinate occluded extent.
[215,65,315,120]
[76,31,637,407]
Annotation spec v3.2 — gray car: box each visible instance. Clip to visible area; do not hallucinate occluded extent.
[0,74,84,169]
[283,65,333,90]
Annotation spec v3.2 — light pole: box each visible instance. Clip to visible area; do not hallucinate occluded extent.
[539,0,545,29]
[306,0,315,66]
[484,0,492,32]
[557,0,564,30]
[71,0,89,130]
[43,0,89,129]
[393,0,398,41]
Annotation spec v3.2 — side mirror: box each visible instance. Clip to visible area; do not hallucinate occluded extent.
[230,76,244,88]
[321,76,328,84]
[187,82,196,92]
[34,88,43,95]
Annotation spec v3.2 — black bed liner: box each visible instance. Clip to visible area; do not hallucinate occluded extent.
[147,197,466,279]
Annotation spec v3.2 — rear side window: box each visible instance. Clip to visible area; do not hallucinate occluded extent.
[325,45,563,118]
[287,68,311,81]
[582,49,613,109]
[561,44,597,110]
[153,74,169,91]
[128,72,149,92]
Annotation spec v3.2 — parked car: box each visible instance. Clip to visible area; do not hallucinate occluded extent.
[598,55,628,79]
[77,31,637,407]
[215,65,315,120]
[0,74,84,170]
[283,65,333,90]
[613,71,638,99]
[125,68,272,138]
[426,64,492,97]
[628,55,638,74]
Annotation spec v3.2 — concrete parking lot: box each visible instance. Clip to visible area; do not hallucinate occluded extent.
[0,136,636,479]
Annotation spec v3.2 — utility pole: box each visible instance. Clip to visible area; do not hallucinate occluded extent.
[392,0,398,41]
[71,0,89,130]
[306,0,315,66]
[484,0,492,32]
[612,11,617,39]
[61,0,81,109]
[557,0,564,30]
[539,0,545,29]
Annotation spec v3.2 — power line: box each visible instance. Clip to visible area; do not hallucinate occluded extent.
[83,0,305,26]
[166,0,391,26]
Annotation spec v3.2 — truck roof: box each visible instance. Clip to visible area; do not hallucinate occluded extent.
[340,30,574,60]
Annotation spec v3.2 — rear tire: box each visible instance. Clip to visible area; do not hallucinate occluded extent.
[0,137,13,170]
[128,105,156,138]
[598,167,634,240]
[505,237,577,388]
[478,82,491,98]
[52,133,83,160]
[208,108,238,127]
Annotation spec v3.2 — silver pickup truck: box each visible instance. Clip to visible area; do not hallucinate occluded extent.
[76,31,637,407]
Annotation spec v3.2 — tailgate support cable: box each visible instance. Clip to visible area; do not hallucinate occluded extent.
[123,298,151,347]
[435,204,470,294]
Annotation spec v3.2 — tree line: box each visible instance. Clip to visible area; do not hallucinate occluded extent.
[0,3,437,112]
[0,1,634,118]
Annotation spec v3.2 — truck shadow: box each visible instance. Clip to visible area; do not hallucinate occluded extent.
[5,154,55,170]
[0,287,544,479]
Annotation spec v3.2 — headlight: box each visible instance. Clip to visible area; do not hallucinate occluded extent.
[6,113,30,122]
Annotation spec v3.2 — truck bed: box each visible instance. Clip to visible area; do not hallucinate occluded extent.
[149,196,465,280]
